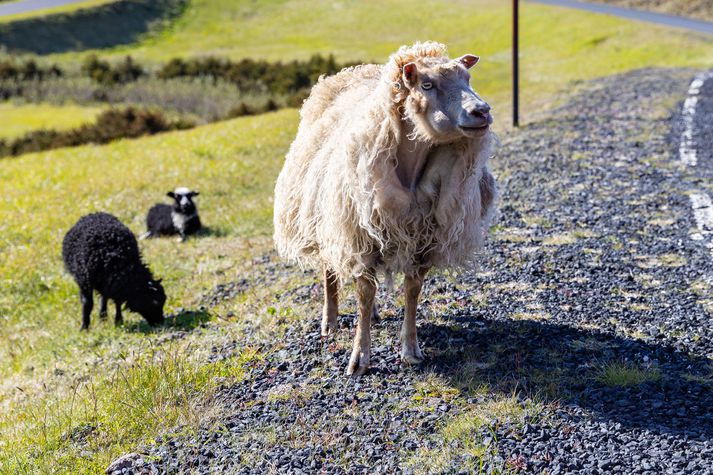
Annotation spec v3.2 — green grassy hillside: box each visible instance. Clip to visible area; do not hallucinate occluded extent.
[41,0,713,123]
[0,110,298,473]
[0,102,103,140]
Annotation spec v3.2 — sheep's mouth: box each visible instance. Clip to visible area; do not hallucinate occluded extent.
[459,124,490,134]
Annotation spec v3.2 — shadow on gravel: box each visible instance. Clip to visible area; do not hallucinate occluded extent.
[417,317,713,440]
[123,308,210,333]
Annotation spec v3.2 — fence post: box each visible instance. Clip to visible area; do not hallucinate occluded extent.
[513,0,520,127]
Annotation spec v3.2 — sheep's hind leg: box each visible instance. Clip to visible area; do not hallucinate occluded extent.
[347,274,376,376]
[401,267,429,365]
[321,268,339,336]
[115,302,123,326]
[80,289,93,330]
[99,295,108,319]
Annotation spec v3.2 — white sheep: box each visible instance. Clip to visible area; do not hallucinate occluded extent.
[273,42,498,375]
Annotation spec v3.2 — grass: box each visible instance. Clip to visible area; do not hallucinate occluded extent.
[0,110,298,473]
[593,361,662,387]
[406,389,544,474]
[0,102,103,140]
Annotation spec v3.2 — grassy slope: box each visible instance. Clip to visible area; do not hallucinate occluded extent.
[0,110,297,473]
[44,0,713,123]
[0,102,103,140]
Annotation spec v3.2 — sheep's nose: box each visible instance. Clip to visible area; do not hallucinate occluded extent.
[469,103,491,118]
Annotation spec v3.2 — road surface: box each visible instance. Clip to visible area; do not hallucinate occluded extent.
[0,0,94,17]
[530,0,713,35]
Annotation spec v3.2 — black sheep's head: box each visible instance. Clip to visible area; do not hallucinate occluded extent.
[127,278,166,326]
[167,187,199,215]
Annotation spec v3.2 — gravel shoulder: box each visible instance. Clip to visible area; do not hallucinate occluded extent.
[116,68,713,474]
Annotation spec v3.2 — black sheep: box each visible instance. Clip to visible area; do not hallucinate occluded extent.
[143,187,202,242]
[62,212,166,330]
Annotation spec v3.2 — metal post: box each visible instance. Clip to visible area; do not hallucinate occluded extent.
[513,0,520,127]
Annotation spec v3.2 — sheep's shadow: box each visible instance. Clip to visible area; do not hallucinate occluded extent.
[124,308,210,333]
[410,316,713,440]
[196,226,230,239]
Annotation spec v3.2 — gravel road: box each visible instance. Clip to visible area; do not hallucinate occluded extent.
[111,68,713,474]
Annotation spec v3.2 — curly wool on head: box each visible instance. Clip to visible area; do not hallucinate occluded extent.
[273,41,497,282]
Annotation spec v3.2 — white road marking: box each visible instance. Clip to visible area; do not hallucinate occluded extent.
[680,72,713,166]
[680,72,713,260]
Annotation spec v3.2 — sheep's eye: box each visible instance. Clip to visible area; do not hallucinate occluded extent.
[421,82,433,91]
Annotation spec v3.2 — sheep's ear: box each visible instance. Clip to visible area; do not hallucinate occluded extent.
[167,192,176,199]
[190,191,200,197]
[457,54,480,70]
[402,62,418,87]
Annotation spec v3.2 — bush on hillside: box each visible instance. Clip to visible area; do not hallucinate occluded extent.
[157,53,346,94]
[81,55,144,86]
[0,59,62,81]
[0,107,193,158]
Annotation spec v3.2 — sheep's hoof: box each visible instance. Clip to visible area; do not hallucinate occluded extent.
[401,346,425,366]
[346,349,369,376]
[320,318,337,337]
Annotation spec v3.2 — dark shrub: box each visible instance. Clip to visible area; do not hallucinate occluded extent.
[1,107,193,158]
[226,102,255,118]
[156,53,346,95]
[82,55,143,85]
[0,58,63,81]
[286,89,310,108]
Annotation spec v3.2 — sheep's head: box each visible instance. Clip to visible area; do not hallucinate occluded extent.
[127,278,166,326]
[168,187,199,215]
[396,51,492,143]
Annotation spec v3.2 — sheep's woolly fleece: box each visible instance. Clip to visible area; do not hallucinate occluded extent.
[273,41,496,281]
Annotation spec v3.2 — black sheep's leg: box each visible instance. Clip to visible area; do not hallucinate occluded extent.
[115,301,123,326]
[80,289,93,330]
[99,295,108,319]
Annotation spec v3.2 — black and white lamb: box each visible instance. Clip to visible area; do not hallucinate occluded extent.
[142,187,202,241]
[62,212,166,330]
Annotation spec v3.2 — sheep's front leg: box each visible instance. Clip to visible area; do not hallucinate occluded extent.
[347,274,376,376]
[80,289,93,330]
[99,295,108,319]
[115,301,123,326]
[401,267,429,365]
[321,268,339,336]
